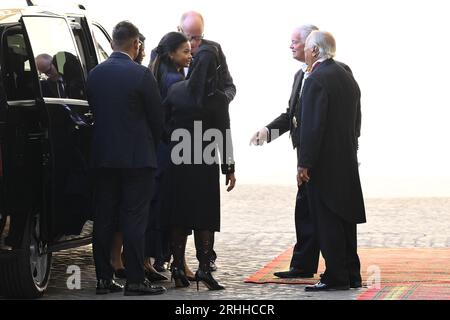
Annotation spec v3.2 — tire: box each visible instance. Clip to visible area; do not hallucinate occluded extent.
[0,213,52,299]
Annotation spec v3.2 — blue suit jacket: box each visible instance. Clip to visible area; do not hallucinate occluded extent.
[87,52,163,169]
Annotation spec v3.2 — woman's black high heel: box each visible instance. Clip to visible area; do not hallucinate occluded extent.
[195,269,225,291]
[171,267,190,288]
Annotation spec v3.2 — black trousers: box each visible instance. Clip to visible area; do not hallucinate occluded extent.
[92,168,154,284]
[290,184,320,273]
[306,180,361,285]
[290,184,319,273]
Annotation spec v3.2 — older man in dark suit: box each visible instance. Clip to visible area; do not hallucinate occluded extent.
[249,25,320,278]
[297,30,366,291]
[87,21,165,296]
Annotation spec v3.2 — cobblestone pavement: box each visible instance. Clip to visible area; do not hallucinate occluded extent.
[9,185,450,300]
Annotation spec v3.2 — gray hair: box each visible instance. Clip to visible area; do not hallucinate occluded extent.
[305,30,336,59]
[295,24,319,43]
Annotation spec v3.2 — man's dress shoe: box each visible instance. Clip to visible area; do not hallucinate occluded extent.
[350,280,362,288]
[124,280,167,296]
[153,262,167,272]
[319,274,362,288]
[305,281,350,291]
[274,268,314,279]
[96,279,124,295]
[145,270,168,282]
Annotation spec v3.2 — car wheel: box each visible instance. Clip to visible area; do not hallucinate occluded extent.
[0,213,52,299]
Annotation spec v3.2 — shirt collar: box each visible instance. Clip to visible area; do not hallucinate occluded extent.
[300,63,308,73]
[310,58,327,72]
[117,51,134,60]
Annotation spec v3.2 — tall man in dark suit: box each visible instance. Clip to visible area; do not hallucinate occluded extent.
[178,11,236,104]
[250,25,320,278]
[177,11,237,271]
[297,31,366,291]
[87,21,166,296]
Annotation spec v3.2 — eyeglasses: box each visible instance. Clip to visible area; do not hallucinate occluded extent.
[180,27,204,42]
[187,34,204,42]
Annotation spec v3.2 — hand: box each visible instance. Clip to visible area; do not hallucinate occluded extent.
[249,127,269,146]
[226,173,236,192]
[297,167,310,186]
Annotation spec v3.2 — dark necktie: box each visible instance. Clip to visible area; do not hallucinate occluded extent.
[56,79,66,98]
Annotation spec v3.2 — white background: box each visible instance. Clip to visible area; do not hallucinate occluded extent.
[9,0,450,197]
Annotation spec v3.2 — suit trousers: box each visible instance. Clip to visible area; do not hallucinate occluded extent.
[290,184,320,272]
[305,179,361,285]
[93,167,154,284]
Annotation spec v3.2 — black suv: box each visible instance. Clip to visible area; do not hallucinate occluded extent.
[0,3,112,298]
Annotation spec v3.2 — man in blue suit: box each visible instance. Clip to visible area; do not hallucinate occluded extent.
[87,21,166,296]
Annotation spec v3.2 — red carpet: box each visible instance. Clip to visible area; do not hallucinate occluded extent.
[244,247,450,300]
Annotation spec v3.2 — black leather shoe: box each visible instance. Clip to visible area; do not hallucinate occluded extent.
[114,268,127,279]
[195,269,225,291]
[319,273,362,288]
[153,262,167,272]
[145,269,168,282]
[124,280,167,296]
[350,280,362,288]
[274,268,314,279]
[305,281,350,291]
[96,279,124,295]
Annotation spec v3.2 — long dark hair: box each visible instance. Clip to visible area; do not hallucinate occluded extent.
[150,32,188,83]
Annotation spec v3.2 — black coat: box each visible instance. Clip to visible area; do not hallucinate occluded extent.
[162,44,234,231]
[188,39,236,103]
[266,61,359,152]
[266,68,304,148]
[87,52,163,169]
[298,59,365,224]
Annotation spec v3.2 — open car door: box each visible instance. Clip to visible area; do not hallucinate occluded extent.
[20,14,93,242]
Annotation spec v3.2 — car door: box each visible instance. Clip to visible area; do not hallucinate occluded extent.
[20,14,93,241]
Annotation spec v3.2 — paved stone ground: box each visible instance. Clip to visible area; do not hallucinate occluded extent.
[6,185,450,300]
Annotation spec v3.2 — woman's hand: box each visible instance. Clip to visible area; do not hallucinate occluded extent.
[226,173,236,192]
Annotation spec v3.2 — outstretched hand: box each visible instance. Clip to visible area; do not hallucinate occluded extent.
[249,128,268,146]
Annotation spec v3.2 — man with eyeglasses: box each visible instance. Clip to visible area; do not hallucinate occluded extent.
[35,53,67,98]
[178,11,236,104]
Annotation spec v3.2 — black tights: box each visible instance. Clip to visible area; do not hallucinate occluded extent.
[170,227,214,272]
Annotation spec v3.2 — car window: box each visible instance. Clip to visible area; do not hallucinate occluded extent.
[91,23,112,64]
[1,26,34,101]
[70,21,88,77]
[22,16,86,100]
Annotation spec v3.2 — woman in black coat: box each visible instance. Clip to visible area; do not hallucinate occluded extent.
[145,32,193,279]
[163,42,236,290]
